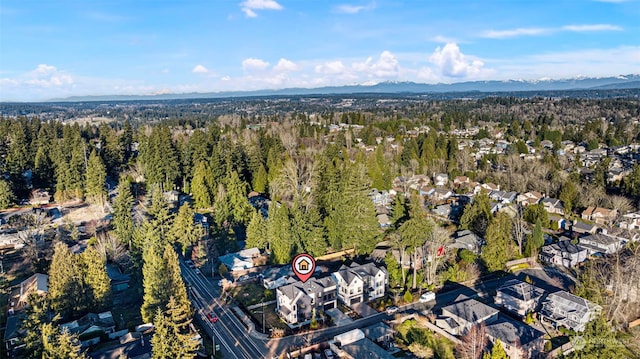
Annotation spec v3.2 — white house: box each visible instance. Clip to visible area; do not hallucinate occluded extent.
[332,262,388,306]
[539,291,601,332]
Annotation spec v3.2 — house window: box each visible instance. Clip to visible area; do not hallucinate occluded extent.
[350,289,353,295]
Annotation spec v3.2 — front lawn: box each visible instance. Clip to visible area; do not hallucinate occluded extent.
[229,282,275,307]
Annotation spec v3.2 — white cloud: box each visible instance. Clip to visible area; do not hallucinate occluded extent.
[430,35,459,43]
[429,43,486,78]
[335,2,376,14]
[274,58,299,72]
[482,27,549,39]
[192,64,209,73]
[24,64,74,87]
[483,24,623,38]
[562,24,623,32]
[315,61,346,75]
[242,58,270,71]
[352,50,399,78]
[240,0,283,18]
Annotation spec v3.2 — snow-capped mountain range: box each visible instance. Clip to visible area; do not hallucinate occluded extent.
[49,74,640,102]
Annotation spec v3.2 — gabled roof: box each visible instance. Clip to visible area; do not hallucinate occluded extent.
[342,338,395,359]
[442,298,499,324]
[3,314,25,341]
[363,322,395,341]
[543,240,584,254]
[540,291,601,321]
[496,279,545,301]
[21,273,49,294]
[486,315,544,347]
[581,233,620,246]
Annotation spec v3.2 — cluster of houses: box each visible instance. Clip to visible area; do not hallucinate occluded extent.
[435,279,601,359]
[271,262,388,327]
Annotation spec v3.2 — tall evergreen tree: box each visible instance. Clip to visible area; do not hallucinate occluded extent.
[525,220,544,257]
[190,161,214,209]
[48,242,83,318]
[113,176,135,246]
[163,245,191,314]
[460,190,492,236]
[290,204,327,257]
[147,185,172,240]
[151,297,198,359]
[267,203,294,264]
[326,162,379,254]
[225,170,253,226]
[41,322,87,359]
[481,213,515,272]
[22,294,48,358]
[252,163,268,193]
[245,210,268,249]
[141,225,167,323]
[0,179,15,209]
[172,203,199,254]
[85,150,107,205]
[80,246,111,309]
[212,183,232,228]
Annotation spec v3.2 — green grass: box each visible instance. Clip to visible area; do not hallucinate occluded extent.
[230,282,274,307]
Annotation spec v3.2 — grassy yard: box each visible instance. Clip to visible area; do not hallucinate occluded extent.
[229,282,275,307]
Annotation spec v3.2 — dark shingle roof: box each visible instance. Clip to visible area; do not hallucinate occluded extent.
[486,315,544,346]
[442,298,499,324]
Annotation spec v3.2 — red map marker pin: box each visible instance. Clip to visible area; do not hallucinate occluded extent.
[292,253,316,283]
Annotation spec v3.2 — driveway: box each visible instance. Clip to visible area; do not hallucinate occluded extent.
[351,302,379,318]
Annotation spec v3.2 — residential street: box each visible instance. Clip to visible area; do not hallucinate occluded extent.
[180,256,575,359]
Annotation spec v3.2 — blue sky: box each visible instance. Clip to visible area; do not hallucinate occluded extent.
[0,0,638,101]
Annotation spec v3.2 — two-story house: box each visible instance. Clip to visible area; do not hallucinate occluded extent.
[276,276,338,326]
[332,263,388,306]
[433,173,449,187]
[541,198,564,215]
[485,315,545,359]
[489,190,517,204]
[578,233,624,255]
[619,211,640,230]
[495,279,546,317]
[516,191,543,207]
[436,296,500,335]
[540,240,587,268]
[539,291,601,332]
[581,207,618,225]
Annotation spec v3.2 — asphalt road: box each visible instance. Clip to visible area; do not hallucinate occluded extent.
[181,262,568,359]
[181,260,269,359]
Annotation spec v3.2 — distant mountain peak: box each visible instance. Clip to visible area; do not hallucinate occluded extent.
[45,74,640,102]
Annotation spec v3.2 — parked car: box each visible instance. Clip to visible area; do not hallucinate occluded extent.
[419,291,436,303]
[324,349,335,359]
[386,306,399,315]
[194,268,201,275]
[185,260,195,269]
[304,354,312,359]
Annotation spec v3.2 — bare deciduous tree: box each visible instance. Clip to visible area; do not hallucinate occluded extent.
[512,207,527,256]
[422,224,452,286]
[455,323,488,359]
